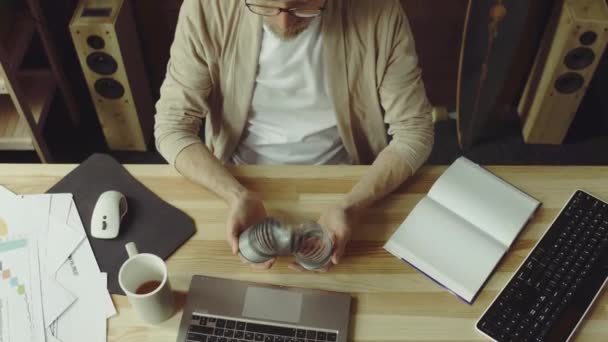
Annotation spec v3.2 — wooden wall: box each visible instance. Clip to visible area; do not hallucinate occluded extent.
[132,0,468,107]
[401,0,468,106]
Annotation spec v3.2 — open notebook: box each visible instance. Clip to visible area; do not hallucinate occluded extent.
[384,157,541,303]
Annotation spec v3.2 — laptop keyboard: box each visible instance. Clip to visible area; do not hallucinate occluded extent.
[186,313,338,342]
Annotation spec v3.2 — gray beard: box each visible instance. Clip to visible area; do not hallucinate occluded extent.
[265,22,310,41]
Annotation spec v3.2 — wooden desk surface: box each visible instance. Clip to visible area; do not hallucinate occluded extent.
[1,164,607,341]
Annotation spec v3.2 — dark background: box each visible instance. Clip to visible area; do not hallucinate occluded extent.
[1,0,607,165]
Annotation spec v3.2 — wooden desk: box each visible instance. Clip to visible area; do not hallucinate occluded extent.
[1,164,607,341]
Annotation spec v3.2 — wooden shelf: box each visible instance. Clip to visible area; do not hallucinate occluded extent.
[18,70,56,130]
[0,96,34,150]
[0,13,35,72]
[0,1,79,162]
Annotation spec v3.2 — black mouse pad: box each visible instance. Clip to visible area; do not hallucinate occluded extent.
[47,153,196,295]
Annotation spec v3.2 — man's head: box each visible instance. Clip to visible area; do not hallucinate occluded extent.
[245,0,327,40]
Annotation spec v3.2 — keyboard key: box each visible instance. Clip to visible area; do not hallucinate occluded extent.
[190,326,215,335]
[200,317,208,326]
[237,322,247,330]
[276,337,285,342]
[227,321,236,329]
[215,329,224,336]
[264,336,273,342]
[327,333,337,341]
[525,260,535,269]
[245,332,254,340]
[225,330,234,337]
[296,330,306,338]
[317,332,327,341]
[306,331,316,339]
[217,320,227,328]
[247,323,296,337]
[219,338,227,342]
[581,264,593,277]
[188,333,208,342]
[541,301,553,312]
[254,334,263,341]
[235,331,244,339]
[208,337,217,342]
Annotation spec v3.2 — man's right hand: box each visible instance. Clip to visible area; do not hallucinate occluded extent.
[226,191,275,269]
[172,144,275,269]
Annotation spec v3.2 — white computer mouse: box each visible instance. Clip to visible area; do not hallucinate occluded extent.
[91,190,128,239]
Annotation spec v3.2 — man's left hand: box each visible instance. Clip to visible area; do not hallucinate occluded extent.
[288,206,353,272]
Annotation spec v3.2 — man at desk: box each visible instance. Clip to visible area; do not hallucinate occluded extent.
[154,0,434,270]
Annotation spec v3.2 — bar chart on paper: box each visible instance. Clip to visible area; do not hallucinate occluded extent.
[0,216,45,342]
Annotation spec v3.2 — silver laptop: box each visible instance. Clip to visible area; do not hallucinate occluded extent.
[176,275,351,342]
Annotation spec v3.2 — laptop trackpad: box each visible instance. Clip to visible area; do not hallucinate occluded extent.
[242,287,303,324]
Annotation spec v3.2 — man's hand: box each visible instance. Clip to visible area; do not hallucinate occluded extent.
[289,206,353,272]
[226,191,275,269]
[288,148,417,272]
[320,206,353,265]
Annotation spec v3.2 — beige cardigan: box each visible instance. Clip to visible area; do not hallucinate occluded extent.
[154,0,434,172]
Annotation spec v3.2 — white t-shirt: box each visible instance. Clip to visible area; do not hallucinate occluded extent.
[232,18,351,165]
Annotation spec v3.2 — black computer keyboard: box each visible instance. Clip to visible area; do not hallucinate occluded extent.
[186,313,338,342]
[477,190,608,342]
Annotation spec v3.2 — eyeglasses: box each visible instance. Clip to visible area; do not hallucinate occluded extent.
[245,2,326,18]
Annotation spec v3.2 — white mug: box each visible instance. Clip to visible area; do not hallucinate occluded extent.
[118,242,175,324]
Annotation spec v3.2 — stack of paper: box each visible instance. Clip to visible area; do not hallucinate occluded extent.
[0,185,115,342]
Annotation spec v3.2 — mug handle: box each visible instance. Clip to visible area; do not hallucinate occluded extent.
[125,242,139,258]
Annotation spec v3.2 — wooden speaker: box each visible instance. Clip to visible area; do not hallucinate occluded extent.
[518,0,608,145]
[70,0,153,151]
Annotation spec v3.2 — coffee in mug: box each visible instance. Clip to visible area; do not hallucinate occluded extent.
[118,242,175,324]
[135,280,162,295]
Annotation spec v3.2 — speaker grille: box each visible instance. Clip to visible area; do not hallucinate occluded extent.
[87,52,118,75]
[554,73,584,94]
[564,47,595,70]
[95,78,125,99]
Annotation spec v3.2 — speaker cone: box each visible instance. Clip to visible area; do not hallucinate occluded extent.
[87,35,105,49]
[580,31,598,46]
[554,73,584,94]
[564,47,595,70]
[87,52,118,75]
[95,78,125,99]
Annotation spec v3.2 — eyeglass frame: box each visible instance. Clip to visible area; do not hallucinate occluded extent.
[244,1,328,18]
